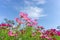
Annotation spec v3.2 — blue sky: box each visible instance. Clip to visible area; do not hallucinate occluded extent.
[0,0,60,29]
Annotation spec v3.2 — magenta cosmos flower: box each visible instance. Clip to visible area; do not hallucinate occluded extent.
[0,23,11,27]
[57,31,60,36]
[8,31,17,36]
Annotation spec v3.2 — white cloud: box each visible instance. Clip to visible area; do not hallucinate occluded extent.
[20,6,47,19]
[32,0,46,4]
[23,0,47,19]
[24,0,46,5]
[12,0,47,19]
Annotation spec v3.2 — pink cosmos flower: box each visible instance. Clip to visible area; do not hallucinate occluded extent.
[20,12,28,18]
[48,38,53,40]
[23,17,29,21]
[37,26,44,29]
[15,18,23,24]
[8,31,17,36]
[32,20,38,26]
[0,24,1,26]
[26,18,32,23]
[27,23,32,27]
[20,12,32,23]
[45,35,50,39]
[57,31,60,36]
[40,34,45,38]
[23,17,32,23]
[0,24,2,27]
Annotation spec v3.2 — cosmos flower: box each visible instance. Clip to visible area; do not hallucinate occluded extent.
[27,23,32,27]
[32,20,38,26]
[20,12,28,18]
[8,31,17,36]
[15,18,23,24]
[57,31,60,36]
[37,26,42,28]
[0,23,11,27]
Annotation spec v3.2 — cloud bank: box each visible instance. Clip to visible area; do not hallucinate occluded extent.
[22,0,47,19]
[21,6,47,19]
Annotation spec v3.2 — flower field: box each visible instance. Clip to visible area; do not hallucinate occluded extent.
[0,12,60,40]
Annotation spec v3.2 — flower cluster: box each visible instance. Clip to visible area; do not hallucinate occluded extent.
[0,23,11,28]
[0,12,60,40]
